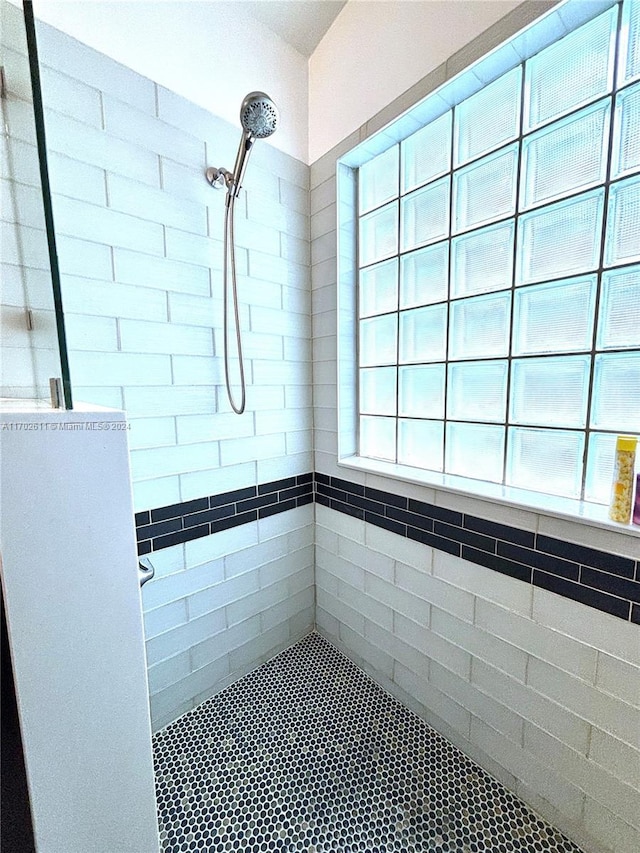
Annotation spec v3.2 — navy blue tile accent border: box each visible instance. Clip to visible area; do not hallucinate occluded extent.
[136,471,639,624]
[315,473,639,624]
[135,474,314,556]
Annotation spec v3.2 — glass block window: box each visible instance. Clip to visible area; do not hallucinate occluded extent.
[355,0,640,504]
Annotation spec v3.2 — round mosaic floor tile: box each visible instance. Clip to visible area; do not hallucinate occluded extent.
[153,633,583,853]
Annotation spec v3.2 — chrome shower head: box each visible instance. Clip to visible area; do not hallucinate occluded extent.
[239,91,279,139]
[227,91,278,199]
[205,92,279,202]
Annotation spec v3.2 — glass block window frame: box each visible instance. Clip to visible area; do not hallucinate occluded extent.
[347,0,640,507]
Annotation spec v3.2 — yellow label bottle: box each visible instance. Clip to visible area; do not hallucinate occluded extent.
[609,436,638,524]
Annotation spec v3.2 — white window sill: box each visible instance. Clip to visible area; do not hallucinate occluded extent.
[338,455,640,540]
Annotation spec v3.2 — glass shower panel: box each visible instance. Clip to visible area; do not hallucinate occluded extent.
[0,0,70,406]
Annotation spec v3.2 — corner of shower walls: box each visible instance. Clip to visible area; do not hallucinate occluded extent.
[24,18,315,732]
[144,504,316,733]
[312,495,640,853]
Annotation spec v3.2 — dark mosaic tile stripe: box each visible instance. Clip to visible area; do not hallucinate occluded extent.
[318,473,639,623]
[386,505,433,532]
[463,546,532,584]
[259,498,297,519]
[136,473,313,555]
[330,496,367,521]
[137,539,151,556]
[409,498,462,527]
[332,475,365,497]
[498,541,579,581]
[348,492,387,514]
[136,470,639,624]
[183,504,235,528]
[580,567,640,603]
[210,485,255,508]
[464,515,535,548]
[280,483,311,502]
[409,526,461,556]
[315,482,347,503]
[135,517,181,542]
[153,522,210,551]
[366,485,407,508]
[364,509,406,537]
[151,497,208,523]
[533,571,631,620]
[213,509,258,533]
[536,535,635,578]
[434,521,496,553]
[237,492,278,513]
[258,476,297,495]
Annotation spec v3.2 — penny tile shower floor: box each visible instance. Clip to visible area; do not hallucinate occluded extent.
[153,633,582,853]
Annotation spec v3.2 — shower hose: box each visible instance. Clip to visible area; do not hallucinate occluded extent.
[223,193,246,415]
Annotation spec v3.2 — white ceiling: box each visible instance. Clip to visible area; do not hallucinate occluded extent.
[237,0,347,57]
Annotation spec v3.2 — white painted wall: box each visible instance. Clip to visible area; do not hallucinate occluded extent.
[28,0,309,163]
[12,0,529,165]
[309,0,523,162]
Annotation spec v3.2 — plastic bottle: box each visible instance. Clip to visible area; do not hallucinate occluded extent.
[608,436,638,524]
[632,473,640,527]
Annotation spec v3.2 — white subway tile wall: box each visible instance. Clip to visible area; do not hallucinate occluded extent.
[5,5,640,853]
[315,506,640,853]
[144,507,314,731]
[12,15,314,729]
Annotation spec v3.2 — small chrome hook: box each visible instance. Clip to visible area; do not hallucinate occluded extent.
[138,556,155,587]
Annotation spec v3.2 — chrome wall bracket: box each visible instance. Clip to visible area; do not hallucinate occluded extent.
[205,166,234,191]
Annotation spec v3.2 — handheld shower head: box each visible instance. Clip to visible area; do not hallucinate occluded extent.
[240,91,279,139]
[204,91,280,414]
[230,91,279,198]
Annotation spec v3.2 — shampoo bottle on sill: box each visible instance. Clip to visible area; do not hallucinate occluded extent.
[609,435,637,524]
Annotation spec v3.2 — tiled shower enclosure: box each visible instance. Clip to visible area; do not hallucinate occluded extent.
[1,2,638,853]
